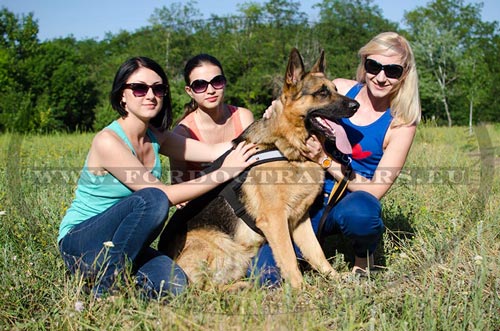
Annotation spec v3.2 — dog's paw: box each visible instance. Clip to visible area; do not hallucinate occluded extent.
[323,269,342,283]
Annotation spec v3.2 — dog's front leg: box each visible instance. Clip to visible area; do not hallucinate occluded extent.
[292,216,338,279]
[256,215,303,289]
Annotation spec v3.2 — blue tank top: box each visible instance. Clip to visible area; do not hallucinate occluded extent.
[341,83,393,179]
[58,121,162,242]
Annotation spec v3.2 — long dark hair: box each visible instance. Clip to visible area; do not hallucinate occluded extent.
[176,54,224,124]
[110,56,173,131]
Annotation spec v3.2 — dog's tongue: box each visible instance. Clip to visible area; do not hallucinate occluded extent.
[324,119,352,154]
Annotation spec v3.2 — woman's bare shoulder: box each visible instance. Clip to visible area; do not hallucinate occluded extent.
[92,128,121,150]
[234,106,255,127]
[332,78,357,95]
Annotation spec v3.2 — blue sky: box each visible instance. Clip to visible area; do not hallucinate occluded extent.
[2,0,499,41]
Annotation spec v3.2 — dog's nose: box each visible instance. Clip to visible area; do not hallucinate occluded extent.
[349,100,360,112]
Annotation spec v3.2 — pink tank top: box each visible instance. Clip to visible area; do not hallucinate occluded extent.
[176,105,245,181]
[182,105,243,142]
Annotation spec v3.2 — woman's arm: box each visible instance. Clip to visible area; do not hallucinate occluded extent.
[306,125,416,200]
[168,125,193,184]
[158,130,232,162]
[89,131,256,205]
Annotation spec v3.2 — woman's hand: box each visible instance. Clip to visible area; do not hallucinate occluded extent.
[303,134,326,164]
[220,141,258,179]
[262,99,282,119]
[175,202,188,209]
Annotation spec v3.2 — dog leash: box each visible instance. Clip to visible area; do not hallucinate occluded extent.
[317,156,352,244]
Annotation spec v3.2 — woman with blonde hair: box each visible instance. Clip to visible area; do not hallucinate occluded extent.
[355,31,421,127]
[251,31,421,285]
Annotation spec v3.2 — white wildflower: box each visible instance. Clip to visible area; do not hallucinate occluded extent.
[103,241,115,248]
[473,255,483,265]
[399,252,409,259]
[0,211,6,216]
[74,301,84,312]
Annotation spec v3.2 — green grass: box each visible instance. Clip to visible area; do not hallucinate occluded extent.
[1,124,499,330]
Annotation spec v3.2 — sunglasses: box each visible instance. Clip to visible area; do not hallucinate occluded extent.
[124,83,168,97]
[364,58,404,79]
[189,75,226,93]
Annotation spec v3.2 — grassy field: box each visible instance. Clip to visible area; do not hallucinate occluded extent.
[0,124,499,330]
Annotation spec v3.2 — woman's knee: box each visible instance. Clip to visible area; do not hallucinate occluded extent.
[334,191,384,237]
[157,258,188,296]
[136,254,188,298]
[134,188,170,224]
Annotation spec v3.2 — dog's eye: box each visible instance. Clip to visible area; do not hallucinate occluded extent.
[313,86,331,98]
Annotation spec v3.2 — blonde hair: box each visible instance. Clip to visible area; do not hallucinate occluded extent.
[356,32,421,127]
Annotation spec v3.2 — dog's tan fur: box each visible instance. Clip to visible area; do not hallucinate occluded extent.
[159,48,358,289]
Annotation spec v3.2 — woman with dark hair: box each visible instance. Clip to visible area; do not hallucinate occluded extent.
[170,54,254,185]
[58,56,256,299]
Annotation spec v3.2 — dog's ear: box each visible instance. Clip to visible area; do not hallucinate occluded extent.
[310,49,326,74]
[285,48,305,87]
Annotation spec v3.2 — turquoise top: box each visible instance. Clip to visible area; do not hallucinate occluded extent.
[58,120,162,242]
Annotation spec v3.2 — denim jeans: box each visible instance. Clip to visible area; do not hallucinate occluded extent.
[247,177,385,287]
[59,188,187,298]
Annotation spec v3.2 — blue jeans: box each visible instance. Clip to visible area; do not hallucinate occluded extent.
[59,188,187,298]
[248,177,385,287]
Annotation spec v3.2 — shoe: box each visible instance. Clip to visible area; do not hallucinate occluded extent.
[369,265,386,274]
[352,266,368,277]
[352,265,386,278]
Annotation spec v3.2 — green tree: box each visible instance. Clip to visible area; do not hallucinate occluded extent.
[405,0,496,126]
[467,19,499,124]
[3,1,499,133]
[148,1,203,71]
[0,7,38,59]
[217,0,311,113]
[0,8,98,132]
[313,0,398,80]
[0,8,39,131]
[25,38,98,131]
[409,19,459,127]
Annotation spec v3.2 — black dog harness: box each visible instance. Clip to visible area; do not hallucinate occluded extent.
[218,149,288,236]
[202,145,352,240]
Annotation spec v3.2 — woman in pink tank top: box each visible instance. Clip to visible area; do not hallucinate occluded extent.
[170,54,254,185]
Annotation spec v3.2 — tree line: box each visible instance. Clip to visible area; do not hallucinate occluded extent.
[1,0,498,133]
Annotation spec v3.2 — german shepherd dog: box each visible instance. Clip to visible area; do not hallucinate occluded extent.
[159,48,359,289]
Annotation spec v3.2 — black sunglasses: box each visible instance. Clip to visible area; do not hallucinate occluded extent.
[189,75,226,94]
[124,83,168,97]
[364,58,404,79]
